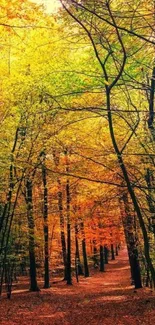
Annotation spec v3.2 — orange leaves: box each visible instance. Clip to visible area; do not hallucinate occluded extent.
[2,0,23,20]
[0,0,45,27]
[6,9,17,20]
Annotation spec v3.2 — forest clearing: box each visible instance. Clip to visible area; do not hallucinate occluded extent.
[1,248,155,325]
[1,0,155,324]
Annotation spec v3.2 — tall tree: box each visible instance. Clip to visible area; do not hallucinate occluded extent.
[25,178,39,292]
[40,151,50,288]
[61,0,155,286]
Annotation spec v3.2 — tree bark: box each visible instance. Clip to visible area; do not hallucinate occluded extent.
[120,192,142,289]
[65,150,72,285]
[104,246,109,264]
[53,150,67,280]
[107,89,155,287]
[93,241,98,267]
[148,63,155,138]
[75,223,83,275]
[26,179,39,292]
[81,221,89,277]
[100,245,105,272]
[41,152,50,288]
[111,244,115,260]
[57,179,67,280]
[145,168,155,235]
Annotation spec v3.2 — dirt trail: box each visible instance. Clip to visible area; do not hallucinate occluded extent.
[0,248,155,325]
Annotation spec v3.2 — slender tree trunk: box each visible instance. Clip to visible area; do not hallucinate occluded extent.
[81,221,89,277]
[0,128,18,234]
[0,178,23,296]
[53,149,67,280]
[100,245,105,272]
[26,179,39,292]
[0,128,19,255]
[145,168,155,235]
[111,244,115,260]
[120,193,142,289]
[66,178,72,284]
[104,246,109,264]
[148,63,155,138]
[93,242,98,267]
[75,223,83,275]
[57,179,67,280]
[107,89,155,286]
[41,152,50,288]
[132,248,142,289]
[115,245,118,256]
[65,150,72,285]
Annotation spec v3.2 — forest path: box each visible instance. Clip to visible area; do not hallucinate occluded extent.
[0,248,155,325]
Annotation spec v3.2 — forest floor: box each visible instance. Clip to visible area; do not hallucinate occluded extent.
[0,248,155,325]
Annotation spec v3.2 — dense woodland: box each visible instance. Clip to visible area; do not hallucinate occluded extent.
[0,0,155,302]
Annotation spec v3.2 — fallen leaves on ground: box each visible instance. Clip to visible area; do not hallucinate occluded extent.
[0,249,155,325]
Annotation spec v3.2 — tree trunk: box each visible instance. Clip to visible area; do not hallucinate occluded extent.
[145,168,155,235]
[41,153,50,288]
[53,150,68,280]
[0,128,18,234]
[111,244,115,260]
[104,246,109,264]
[65,149,72,285]
[148,64,155,139]
[57,179,67,280]
[26,179,39,292]
[115,245,118,256]
[100,245,105,272]
[107,89,155,287]
[81,221,89,277]
[93,242,98,267]
[120,193,142,289]
[75,223,83,275]
[132,248,142,289]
